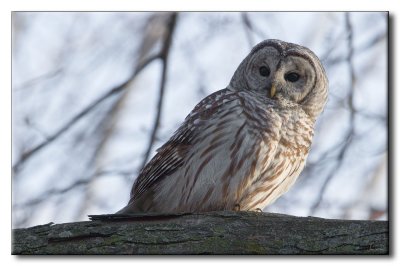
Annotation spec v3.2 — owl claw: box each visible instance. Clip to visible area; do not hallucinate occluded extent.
[254,208,263,212]
[234,204,241,211]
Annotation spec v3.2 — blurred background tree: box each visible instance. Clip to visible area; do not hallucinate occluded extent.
[12,12,388,228]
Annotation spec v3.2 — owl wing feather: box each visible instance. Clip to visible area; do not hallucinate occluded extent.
[130,88,238,202]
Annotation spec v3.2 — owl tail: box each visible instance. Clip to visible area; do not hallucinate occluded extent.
[115,201,140,214]
[88,199,190,221]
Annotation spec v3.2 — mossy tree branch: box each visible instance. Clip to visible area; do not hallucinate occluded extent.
[12,211,388,255]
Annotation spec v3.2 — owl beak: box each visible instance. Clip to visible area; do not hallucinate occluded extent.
[269,84,277,98]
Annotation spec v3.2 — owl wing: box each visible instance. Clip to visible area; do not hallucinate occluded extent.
[130,88,239,202]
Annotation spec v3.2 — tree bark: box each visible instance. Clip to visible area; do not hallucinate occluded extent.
[12,211,388,255]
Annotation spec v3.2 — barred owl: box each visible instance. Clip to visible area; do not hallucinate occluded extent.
[118,39,328,214]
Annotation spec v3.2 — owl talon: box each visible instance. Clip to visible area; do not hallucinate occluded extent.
[234,204,241,211]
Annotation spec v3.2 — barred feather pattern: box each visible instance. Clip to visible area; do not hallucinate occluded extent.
[119,88,314,213]
[117,39,327,214]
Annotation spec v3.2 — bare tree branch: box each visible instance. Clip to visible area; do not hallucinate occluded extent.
[13,170,130,210]
[12,50,160,174]
[13,68,63,91]
[240,13,255,49]
[139,13,178,170]
[324,31,386,66]
[13,13,179,226]
[239,12,267,42]
[13,212,388,255]
[309,13,357,215]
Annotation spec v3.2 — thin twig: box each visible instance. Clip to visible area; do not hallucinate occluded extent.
[240,13,255,49]
[139,13,178,170]
[309,13,357,215]
[13,169,131,210]
[13,68,63,91]
[324,31,386,66]
[12,53,160,173]
[13,179,91,209]
[240,12,267,42]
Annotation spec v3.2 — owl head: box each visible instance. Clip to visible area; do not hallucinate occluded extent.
[229,39,328,119]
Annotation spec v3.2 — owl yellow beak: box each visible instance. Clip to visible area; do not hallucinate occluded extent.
[270,84,276,98]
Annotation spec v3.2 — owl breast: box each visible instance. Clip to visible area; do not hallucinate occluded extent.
[238,106,314,210]
[152,89,314,212]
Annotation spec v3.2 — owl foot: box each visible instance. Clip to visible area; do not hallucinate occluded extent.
[253,208,263,212]
[234,204,241,211]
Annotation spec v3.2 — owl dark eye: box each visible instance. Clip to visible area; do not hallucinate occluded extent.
[259,66,270,77]
[285,72,300,82]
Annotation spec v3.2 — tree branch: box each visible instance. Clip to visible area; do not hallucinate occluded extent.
[240,12,255,49]
[12,49,159,174]
[309,13,357,215]
[12,170,127,210]
[139,13,178,170]
[12,211,388,255]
